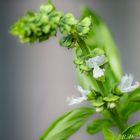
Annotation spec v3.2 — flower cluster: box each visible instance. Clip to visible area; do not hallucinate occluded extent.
[11,4,62,43]
[59,15,92,48]
[67,74,139,113]
[69,46,139,113]
[11,2,91,46]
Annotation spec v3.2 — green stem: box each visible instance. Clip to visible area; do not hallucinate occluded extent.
[109,108,127,132]
[76,35,90,55]
[76,35,106,97]
[96,81,105,97]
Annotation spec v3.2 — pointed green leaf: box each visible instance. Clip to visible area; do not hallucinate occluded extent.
[121,122,140,140]
[87,118,115,135]
[40,107,94,140]
[119,102,140,121]
[102,128,118,140]
[118,89,140,121]
[128,88,140,102]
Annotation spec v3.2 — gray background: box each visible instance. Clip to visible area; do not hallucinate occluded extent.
[1,0,140,140]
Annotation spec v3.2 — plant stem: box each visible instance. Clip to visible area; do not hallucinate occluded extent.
[96,81,106,97]
[76,35,106,96]
[76,35,90,55]
[109,108,127,132]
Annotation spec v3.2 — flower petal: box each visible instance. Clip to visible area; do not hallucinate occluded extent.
[86,55,106,68]
[93,63,105,78]
[121,81,139,93]
[119,74,139,93]
[77,85,89,96]
[67,96,87,106]
[120,74,133,89]
[94,55,106,66]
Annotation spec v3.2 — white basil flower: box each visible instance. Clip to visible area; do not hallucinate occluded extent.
[95,106,104,113]
[93,63,105,79]
[119,74,139,93]
[67,86,90,106]
[107,102,116,109]
[86,55,106,78]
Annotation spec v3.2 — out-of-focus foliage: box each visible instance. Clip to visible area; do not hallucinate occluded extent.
[87,118,115,134]
[102,128,117,140]
[40,108,94,140]
[118,88,140,121]
[121,122,140,140]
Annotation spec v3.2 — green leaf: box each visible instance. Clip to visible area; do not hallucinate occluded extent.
[87,118,115,135]
[121,122,140,140]
[102,128,118,140]
[40,107,94,140]
[128,88,140,102]
[118,89,140,121]
[119,102,140,121]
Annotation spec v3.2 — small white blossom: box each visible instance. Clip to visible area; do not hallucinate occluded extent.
[86,55,106,78]
[77,85,89,96]
[93,63,105,79]
[67,96,87,106]
[95,106,104,112]
[107,102,116,109]
[119,74,139,93]
[67,86,90,106]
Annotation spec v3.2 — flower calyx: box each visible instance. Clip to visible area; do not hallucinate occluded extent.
[76,17,92,36]
[92,97,105,112]
[103,94,119,109]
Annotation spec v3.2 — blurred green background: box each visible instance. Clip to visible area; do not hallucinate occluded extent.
[1,0,140,139]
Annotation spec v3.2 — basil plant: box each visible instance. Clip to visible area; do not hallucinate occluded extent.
[11,0,140,140]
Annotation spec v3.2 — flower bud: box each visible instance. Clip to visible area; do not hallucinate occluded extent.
[95,106,104,112]
[92,97,104,107]
[40,4,54,14]
[59,13,78,33]
[107,102,116,109]
[59,34,75,48]
[76,17,92,36]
